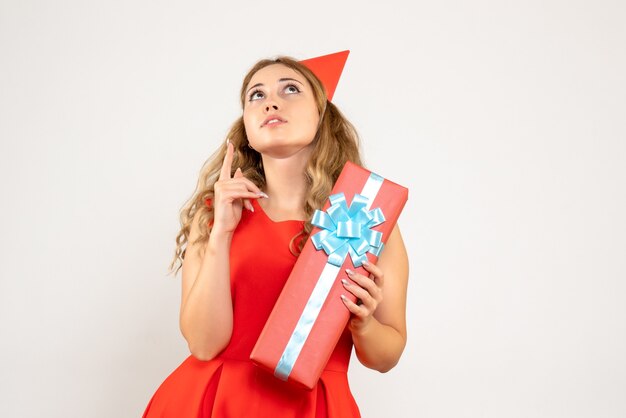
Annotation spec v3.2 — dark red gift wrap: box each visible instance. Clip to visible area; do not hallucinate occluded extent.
[250,161,408,390]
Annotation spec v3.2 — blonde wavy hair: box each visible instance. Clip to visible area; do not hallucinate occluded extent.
[168,56,364,276]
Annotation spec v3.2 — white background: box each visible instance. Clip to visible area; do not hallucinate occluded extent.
[1,1,625,417]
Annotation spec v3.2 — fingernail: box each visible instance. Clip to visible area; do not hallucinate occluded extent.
[226,138,230,145]
[362,260,370,266]
[248,203,254,212]
[257,192,269,198]
[340,294,347,300]
[345,269,354,276]
[341,279,349,286]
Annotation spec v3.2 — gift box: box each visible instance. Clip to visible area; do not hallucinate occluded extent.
[250,161,408,390]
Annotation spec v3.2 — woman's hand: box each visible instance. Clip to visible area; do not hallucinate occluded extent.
[212,141,267,234]
[340,260,385,334]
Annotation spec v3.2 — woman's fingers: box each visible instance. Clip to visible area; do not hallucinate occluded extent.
[226,168,266,198]
[342,282,373,310]
[214,185,267,202]
[234,174,266,197]
[219,141,234,181]
[213,144,268,231]
[216,164,266,198]
[362,260,385,287]
[214,179,267,206]
[343,271,378,309]
[234,168,254,212]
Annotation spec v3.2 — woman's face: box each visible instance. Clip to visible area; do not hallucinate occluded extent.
[243,64,320,158]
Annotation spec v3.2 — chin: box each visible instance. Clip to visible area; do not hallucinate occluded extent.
[253,140,315,159]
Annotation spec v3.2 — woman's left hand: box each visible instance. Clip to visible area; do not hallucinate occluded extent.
[340,260,385,334]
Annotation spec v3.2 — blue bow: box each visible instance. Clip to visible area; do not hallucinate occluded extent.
[311,193,385,267]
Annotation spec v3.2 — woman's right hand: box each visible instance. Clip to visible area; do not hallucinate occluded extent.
[211,141,267,235]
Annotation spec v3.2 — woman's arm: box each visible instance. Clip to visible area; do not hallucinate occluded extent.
[341,224,409,372]
[179,142,265,361]
[179,217,234,361]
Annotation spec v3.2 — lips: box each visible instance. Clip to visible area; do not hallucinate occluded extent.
[262,115,287,127]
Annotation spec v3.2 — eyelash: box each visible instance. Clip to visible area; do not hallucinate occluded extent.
[248,83,301,101]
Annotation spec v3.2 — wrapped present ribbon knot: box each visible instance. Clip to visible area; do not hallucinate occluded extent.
[311,192,386,267]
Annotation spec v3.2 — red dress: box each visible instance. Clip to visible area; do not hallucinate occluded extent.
[142,198,361,417]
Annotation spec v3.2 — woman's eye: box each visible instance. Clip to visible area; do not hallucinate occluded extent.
[249,90,264,101]
[284,84,301,94]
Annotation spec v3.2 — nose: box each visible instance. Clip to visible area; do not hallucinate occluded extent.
[263,92,280,112]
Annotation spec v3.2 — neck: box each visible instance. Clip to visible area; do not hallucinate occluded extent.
[261,147,312,216]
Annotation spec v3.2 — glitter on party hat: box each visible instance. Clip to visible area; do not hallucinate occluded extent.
[300,50,350,102]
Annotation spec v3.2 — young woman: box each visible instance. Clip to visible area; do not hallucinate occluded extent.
[142,54,409,418]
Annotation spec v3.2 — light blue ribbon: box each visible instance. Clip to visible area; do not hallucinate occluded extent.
[274,172,386,381]
[310,193,385,268]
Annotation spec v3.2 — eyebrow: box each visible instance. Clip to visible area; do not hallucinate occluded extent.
[246,78,304,95]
